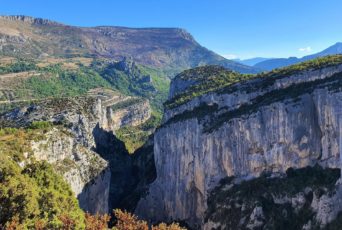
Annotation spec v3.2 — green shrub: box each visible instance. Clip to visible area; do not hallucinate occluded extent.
[0,60,37,74]
[29,121,53,130]
[21,66,111,99]
[116,114,161,153]
[0,156,85,229]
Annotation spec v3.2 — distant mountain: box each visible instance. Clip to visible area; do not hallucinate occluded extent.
[254,57,300,71]
[302,42,342,61]
[254,42,342,71]
[0,15,258,74]
[233,57,272,66]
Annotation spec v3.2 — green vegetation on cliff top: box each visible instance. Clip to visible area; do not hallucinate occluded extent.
[165,68,342,132]
[165,55,342,109]
[165,65,253,109]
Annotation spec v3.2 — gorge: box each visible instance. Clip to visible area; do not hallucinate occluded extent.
[1,14,342,230]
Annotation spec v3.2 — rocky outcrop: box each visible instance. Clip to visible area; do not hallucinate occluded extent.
[0,89,152,214]
[0,15,62,26]
[168,65,226,99]
[136,63,342,228]
[115,57,137,75]
[31,128,110,214]
[89,89,151,131]
[204,166,342,229]
[110,99,151,129]
[168,76,197,100]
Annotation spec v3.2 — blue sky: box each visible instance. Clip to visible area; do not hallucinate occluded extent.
[1,0,342,59]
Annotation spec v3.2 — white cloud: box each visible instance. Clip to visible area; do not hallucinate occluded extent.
[299,46,312,52]
[222,54,238,60]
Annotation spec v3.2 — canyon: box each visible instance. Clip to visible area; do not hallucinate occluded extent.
[3,54,342,229]
[2,14,342,230]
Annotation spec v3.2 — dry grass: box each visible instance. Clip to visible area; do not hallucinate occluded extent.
[0,71,40,89]
[0,71,39,80]
[0,25,21,36]
[0,134,15,141]
[0,18,46,42]
[36,57,94,69]
[61,62,79,70]
[70,57,93,66]
[0,57,17,66]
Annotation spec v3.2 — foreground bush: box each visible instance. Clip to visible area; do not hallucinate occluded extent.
[85,213,111,230]
[1,198,185,230]
[0,157,85,229]
[113,209,186,230]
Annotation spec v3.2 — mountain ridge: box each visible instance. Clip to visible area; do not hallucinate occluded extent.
[233,57,272,66]
[0,15,64,25]
[0,15,258,74]
[254,42,342,70]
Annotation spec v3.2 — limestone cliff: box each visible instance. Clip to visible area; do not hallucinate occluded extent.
[0,89,152,214]
[104,97,151,130]
[30,127,110,214]
[136,59,342,229]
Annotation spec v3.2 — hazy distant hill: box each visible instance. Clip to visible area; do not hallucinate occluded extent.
[233,57,272,66]
[254,42,342,71]
[0,15,257,74]
[254,57,300,71]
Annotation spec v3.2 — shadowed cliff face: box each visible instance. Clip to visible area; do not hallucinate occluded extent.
[92,124,156,213]
[136,61,342,229]
[92,124,133,211]
[78,168,111,214]
[89,127,158,226]
[0,91,156,215]
[0,15,257,74]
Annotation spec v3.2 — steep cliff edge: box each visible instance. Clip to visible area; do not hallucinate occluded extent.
[0,89,152,214]
[136,56,342,229]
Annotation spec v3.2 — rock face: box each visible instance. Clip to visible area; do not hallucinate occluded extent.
[136,63,342,228]
[31,128,110,214]
[0,15,61,25]
[204,166,342,229]
[0,89,152,214]
[107,98,151,130]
